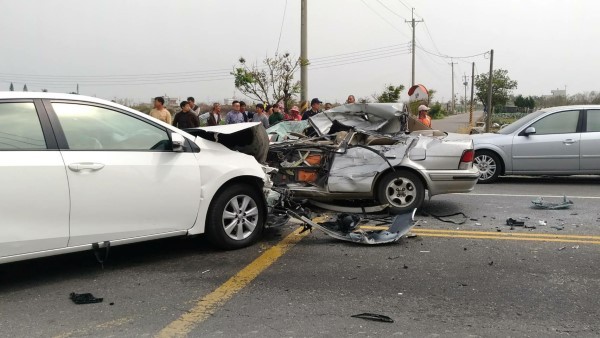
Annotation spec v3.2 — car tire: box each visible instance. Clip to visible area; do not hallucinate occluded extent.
[376,170,425,214]
[206,183,265,250]
[474,150,501,184]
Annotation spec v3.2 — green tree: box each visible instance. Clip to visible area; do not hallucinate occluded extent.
[374,84,405,103]
[474,69,518,113]
[232,52,301,109]
[9,82,14,91]
[23,84,28,92]
[526,96,535,110]
[514,94,526,109]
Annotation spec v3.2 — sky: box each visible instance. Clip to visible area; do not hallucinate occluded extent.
[0,0,598,105]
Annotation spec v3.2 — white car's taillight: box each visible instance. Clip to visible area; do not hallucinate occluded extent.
[458,149,474,170]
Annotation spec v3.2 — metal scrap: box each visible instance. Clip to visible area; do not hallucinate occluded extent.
[351,313,394,323]
[287,209,416,245]
[69,292,103,305]
[531,196,574,210]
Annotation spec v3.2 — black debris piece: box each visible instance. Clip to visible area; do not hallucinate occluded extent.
[69,292,103,305]
[506,218,525,227]
[403,264,409,269]
[109,302,115,306]
[351,313,394,323]
[488,261,494,266]
[551,226,564,231]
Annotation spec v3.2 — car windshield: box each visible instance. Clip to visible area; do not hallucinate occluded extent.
[497,110,546,134]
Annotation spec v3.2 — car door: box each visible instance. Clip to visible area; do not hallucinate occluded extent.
[47,101,201,247]
[0,100,70,258]
[580,109,600,173]
[511,109,581,173]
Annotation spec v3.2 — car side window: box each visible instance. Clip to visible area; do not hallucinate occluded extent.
[0,102,47,150]
[529,110,579,135]
[586,110,600,132]
[52,103,171,151]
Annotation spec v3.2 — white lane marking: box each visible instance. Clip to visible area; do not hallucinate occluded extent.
[452,193,600,199]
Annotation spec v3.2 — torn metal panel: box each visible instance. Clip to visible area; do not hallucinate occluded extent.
[531,196,574,210]
[288,209,416,245]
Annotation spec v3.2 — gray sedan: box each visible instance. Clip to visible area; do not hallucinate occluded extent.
[472,105,600,183]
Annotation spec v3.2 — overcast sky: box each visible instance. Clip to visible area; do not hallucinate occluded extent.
[1,0,598,104]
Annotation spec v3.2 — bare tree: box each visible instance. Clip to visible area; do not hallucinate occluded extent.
[232,53,302,109]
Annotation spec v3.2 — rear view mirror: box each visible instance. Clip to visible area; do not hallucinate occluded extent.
[524,127,536,135]
[171,133,185,152]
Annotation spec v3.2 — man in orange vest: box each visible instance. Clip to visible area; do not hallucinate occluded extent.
[418,104,432,128]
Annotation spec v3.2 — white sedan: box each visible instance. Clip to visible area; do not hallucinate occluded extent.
[0,92,271,264]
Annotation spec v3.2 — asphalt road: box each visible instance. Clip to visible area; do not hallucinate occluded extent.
[433,110,484,133]
[2,175,600,337]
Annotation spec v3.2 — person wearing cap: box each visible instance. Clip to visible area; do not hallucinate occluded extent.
[252,103,270,128]
[302,98,322,120]
[269,104,284,125]
[285,105,302,121]
[418,104,432,128]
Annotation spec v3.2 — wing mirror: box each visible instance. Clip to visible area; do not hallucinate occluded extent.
[524,127,536,136]
[171,133,185,152]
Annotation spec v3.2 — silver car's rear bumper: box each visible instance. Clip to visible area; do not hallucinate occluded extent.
[422,167,480,196]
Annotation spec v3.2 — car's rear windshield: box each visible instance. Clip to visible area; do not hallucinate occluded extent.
[497,110,546,134]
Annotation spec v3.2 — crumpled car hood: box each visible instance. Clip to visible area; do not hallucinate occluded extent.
[310,103,433,135]
[185,122,269,163]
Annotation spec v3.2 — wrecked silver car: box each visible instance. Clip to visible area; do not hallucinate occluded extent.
[266,103,479,213]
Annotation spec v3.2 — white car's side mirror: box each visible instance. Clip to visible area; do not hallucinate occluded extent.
[171,133,185,152]
[524,127,536,136]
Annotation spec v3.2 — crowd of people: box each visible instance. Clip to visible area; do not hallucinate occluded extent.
[148,94,433,129]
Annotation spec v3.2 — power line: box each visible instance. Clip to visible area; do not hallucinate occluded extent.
[375,0,406,20]
[360,0,410,39]
[275,0,288,54]
[396,0,413,12]
[422,22,443,55]
[416,44,488,59]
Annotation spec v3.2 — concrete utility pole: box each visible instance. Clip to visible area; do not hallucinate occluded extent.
[469,62,475,126]
[300,0,308,103]
[485,49,494,132]
[406,9,423,86]
[462,74,468,114]
[449,61,457,114]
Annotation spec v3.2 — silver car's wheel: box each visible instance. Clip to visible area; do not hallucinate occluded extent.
[207,184,265,250]
[222,195,259,240]
[377,171,425,214]
[474,151,501,184]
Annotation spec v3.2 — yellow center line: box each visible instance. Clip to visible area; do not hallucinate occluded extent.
[412,228,600,240]
[415,232,600,245]
[155,227,310,338]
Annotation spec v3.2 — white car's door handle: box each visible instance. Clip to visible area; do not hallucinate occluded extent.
[563,139,577,145]
[68,162,105,172]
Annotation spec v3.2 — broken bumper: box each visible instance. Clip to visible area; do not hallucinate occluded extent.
[422,167,480,196]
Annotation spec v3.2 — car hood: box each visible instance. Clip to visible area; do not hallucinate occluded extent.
[184,122,269,163]
[310,103,432,135]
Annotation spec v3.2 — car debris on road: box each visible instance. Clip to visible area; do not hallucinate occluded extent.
[531,196,574,210]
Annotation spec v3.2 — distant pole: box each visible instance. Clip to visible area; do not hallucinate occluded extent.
[485,49,494,132]
[449,61,457,114]
[300,0,308,103]
[77,83,79,94]
[469,62,475,126]
[406,9,423,86]
[462,74,468,114]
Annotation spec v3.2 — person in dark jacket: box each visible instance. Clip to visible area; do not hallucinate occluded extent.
[207,103,222,126]
[302,98,322,120]
[173,101,200,129]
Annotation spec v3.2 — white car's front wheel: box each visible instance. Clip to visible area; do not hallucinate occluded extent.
[207,184,265,249]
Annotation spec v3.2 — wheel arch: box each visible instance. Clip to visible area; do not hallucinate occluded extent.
[372,166,428,199]
[189,175,267,236]
[475,148,506,176]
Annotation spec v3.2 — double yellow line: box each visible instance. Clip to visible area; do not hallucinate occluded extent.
[411,228,600,245]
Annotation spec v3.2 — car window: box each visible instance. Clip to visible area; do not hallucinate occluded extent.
[0,102,47,150]
[52,103,171,151]
[529,110,579,135]
[586,110,600,132]
[497,110,546,135]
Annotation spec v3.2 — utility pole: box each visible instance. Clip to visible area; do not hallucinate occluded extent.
[462,74,468,114]
[406,9,423,86]
[300,0,308,103]
[485,49,494,132]
[469,62,475,126]
[449,61,457,114]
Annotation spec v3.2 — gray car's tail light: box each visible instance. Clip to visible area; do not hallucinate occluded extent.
[459,149,474,170]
